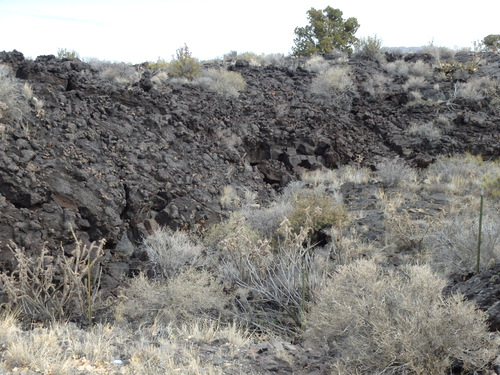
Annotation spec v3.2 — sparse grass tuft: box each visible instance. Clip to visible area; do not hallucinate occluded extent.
[419,45,456,60]
[219,184,241,208]
[410,59,434,78]
[454,76,495,102]
[98,62,140,85]
[242,200,292,238]
[0,311,252,375]
[363,72,392,97]
[424,153,494,195]
[222,218,330,337]
[204,211,261,253]
[300,165,371,194]
[384,59,410,78]
[151,70,169,85]
[426,208,500,277]
[145,58,169,71]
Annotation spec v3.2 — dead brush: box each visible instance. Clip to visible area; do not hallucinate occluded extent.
[0,229,105,323]
[425,208,500,277]
[306,259,498,375]
[223,214,329,337]
[378,190,439,255]
[384,207,438,253]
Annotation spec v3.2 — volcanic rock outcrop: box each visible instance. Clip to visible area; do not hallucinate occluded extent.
[0,49,499,293]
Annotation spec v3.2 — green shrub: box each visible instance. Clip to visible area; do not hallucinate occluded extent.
[483,34,500,52]
[438,60,478,78]
[292,6,359,56]
[167,44,201,80]
[145,58,169,71]
[57,48,80,59]
[305,259,498,374]
[287,189,347,236]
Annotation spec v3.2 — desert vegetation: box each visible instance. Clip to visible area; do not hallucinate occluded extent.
[86,59,141,85]
[0,64,37,135]
[0,153,499,373]
[1,10,500,372]
[57,48,80,60]
[292,6,360,55]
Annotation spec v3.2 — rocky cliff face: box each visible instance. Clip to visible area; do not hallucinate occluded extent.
[0,50,499,290]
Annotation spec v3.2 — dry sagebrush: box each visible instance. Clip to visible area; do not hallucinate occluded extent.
[87,59,141,85]
[376,157,417,188]
[0,64,32,132]
[425,208,500,277]
[305,258,498,374]
[195,68,246,98]
[424,153,498,195]
[114,268,229,327]
[143,227,203,278]
[222,217,330,337]
[310,66,355,110]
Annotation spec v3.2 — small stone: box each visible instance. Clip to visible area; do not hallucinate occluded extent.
[114,233,135,258]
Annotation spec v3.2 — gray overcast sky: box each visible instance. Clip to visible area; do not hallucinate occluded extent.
[1,0,499,63]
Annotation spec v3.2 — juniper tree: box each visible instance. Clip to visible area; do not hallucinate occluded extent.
[292,6,359,56]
